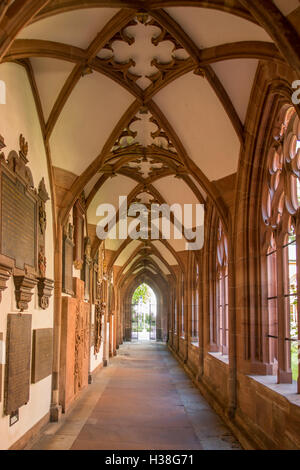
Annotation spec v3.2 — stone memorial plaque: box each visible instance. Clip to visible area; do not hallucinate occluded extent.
[63,236,74,295]
[31,328,53,384]
[1,173,36,269]
[4,314,32,415]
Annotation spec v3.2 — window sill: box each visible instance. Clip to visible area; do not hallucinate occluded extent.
[190,341,199,348]
[248,375,300,406]
[208,351,229,365]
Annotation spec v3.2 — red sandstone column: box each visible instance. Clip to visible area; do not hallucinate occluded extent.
[50,224,63,422]
[296,220,300,393]
[276,240,292,383]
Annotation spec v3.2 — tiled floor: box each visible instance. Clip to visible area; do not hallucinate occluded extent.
[29,342,241,450]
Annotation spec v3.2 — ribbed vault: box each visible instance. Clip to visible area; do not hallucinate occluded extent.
[1,0,299,287]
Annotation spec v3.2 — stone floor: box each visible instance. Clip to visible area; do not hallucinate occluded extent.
[28,342,241,450]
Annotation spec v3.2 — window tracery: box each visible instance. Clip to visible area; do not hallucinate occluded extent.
[262,106,300,386]
[216,220,229,355]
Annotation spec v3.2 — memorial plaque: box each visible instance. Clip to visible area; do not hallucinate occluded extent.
[1,173,36,269]
[63,235,74,295]
[31,328,53,384]
[4,314,32,415]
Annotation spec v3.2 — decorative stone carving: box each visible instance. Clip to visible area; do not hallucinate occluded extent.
[38,246,46,278]
[38,178,49,236]
[92,253,99,304]
[94,301,105,355]
[37,277,54,310]
[60,278,90,413]
[6,135,34,188]
[103,19,136,51]
[73,196,85,271]
[63,221,74,295]
[82,237,91,301]
[100,56,141,85]
[262,107,300,240]
[97,14,190,91]
[111,109,178,154]
[147,56,187,87]
[13,275,38,311]
[0,264,12,302]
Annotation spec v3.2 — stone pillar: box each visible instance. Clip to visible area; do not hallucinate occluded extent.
[50,225,63,422]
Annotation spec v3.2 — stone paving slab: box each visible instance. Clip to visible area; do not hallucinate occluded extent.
[29,341,242,450]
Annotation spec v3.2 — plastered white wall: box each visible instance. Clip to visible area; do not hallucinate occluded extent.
[0,63,54,450]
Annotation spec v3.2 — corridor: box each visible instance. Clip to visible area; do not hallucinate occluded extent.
[29,343,241,451]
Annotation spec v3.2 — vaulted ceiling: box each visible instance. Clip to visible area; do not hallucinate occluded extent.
[1,0,299,283]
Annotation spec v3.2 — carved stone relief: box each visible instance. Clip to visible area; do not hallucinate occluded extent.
[60,278,90,413]
[94,301,105,355]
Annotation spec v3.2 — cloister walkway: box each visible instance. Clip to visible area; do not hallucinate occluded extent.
[29,342,241,450]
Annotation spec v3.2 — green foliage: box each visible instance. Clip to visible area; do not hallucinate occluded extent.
[289,284,298,382]
[132,283,151,305]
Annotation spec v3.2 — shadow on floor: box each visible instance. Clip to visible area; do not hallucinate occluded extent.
[28,341,241,450]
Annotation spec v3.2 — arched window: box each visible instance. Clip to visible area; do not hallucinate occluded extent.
[174,289,177,334]
[216,220,229,355]
[262,105,299,387]
[181,276,185,336]
[191,261,199,343]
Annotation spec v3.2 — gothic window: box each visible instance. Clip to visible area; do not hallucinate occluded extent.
[216,220,229,355]
[191,262,199,343]
[181,276,185,336]
[174,290,177,334]
[262,105,300,388]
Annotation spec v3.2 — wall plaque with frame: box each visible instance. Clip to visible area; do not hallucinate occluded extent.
[62,223,74,295]
[4,314,32,416]
[31,328,53,383]
[0,135,52,310]
[1,173,36,269]
[0,144,38,272]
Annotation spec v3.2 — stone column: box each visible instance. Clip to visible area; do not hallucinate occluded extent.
[50,225,63,422]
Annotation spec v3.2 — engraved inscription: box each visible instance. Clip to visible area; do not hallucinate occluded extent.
[5,314,32,415]
[32,329,53,383]
[1,174,36,269]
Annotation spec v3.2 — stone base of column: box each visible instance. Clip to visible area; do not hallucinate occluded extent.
[50,404,62,422]
[278,369,293,384]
